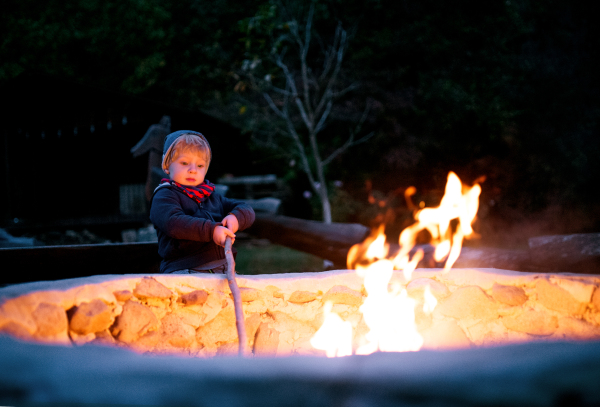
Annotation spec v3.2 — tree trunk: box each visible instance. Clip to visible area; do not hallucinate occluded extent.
[320,189,332,224]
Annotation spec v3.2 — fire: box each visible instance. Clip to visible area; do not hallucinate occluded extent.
[310,301,353,357]
[355,260,423,354]
[312,172,481,357]
[423,284,438,314]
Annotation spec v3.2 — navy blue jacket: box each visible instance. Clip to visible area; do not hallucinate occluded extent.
[150,186,255,273]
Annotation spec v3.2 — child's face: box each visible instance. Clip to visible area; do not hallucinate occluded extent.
[167,152,208,186]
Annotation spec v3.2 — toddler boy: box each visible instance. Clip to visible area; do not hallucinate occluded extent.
[150,130,255,274]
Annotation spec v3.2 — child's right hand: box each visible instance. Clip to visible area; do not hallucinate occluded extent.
[213,225,235,247]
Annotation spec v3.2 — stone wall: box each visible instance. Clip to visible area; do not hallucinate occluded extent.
[1,268,600,356]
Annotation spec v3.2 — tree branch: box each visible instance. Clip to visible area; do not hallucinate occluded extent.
[299,5,315,121]
[275,52,298,97]
[331,83,359,100]
[225,237,248,357]
[275,52,314,132]
[263,92,285,118]
[322,130,374,167]
[287,6,315,125]
[322,101,373,167]
[295,97,313,131]
[314,100,332,135]
[271,86,293,96]
[319,23,342,83]
[282,103,317,188]
[315,26,346,118]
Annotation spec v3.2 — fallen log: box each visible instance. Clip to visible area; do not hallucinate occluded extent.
[528,233,600,274]
[453,247,532,271]
[249,215,538,272]
[248,214,370,268]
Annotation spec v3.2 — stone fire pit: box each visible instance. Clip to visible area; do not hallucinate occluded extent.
[1,268,600,355]
[1,268,600,406]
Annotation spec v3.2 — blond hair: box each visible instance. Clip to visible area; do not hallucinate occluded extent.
[162,133,212,171]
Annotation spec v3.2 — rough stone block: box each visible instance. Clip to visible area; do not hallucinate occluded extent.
[254,322,279,356]
[196,307,237,346]
[113,290,133,302]
[269,311,316,339]
[111,300,159,343]
[159,314,196,348]
[535,278,585,315]
[133,277,173,300]
[32,303,68,337]
[0,321,34,341]
[69,331,96,345]
[288,291,317,304]
[238,287,262,302]
[181,290,208,306]
[242,298,268,314]
[146,304,169,321]
[216,342,238,355]
[491,283,528,306]
[200,291,227,326]
[406,278,450,300]
[422,320,471,349]
[322,286,363,306]
[549,278,595,303]
[197,313,261,353]
[273,298,323,323]
[132,331,160,350]
[0,298,38,334]
[501,309,558,336]
[467,320,507,346]
[245,313,262,346]
[435,286,498,320]
[277,331,295,355]
[555,317,600,340]
[171,308,204,328]
[92,329,117,346]
[69,299,114,335]
[265,285,284,299]
[591,287,600,311]
[73,285,116,308]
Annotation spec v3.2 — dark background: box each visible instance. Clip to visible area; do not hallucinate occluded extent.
[1,0,599,249]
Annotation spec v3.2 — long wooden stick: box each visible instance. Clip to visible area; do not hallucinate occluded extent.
[224,237,248,356]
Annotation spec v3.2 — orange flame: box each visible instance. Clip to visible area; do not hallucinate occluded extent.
[312,172,481,357]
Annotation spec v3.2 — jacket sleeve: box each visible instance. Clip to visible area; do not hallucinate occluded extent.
[221,196,255,231]
[150,188,218,242]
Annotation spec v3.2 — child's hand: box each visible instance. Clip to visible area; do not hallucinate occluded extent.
[222,214,239,233]
[213,225,235,247]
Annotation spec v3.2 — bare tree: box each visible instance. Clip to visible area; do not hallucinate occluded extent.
[240,4,373,224]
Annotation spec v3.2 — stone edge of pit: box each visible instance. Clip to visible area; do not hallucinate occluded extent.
[2,268,599,305]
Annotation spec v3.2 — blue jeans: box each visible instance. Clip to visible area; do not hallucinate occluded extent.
[168,263,227,274]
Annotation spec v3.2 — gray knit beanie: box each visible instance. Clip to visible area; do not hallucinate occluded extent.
[161,130,211,170]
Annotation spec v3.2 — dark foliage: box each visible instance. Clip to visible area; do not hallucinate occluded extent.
[1,0,599,236]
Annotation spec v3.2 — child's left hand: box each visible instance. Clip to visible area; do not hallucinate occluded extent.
[222,214,239,233]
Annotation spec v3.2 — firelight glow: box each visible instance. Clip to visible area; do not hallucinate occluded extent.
[311,172,481,357]
[309,301,353,357]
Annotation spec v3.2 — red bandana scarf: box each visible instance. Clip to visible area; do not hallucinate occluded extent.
[159,178,215,204]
